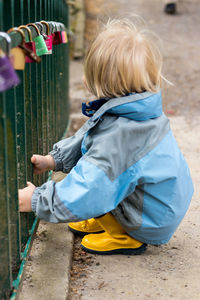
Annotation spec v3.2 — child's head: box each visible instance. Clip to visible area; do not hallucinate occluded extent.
[84,17,163,99]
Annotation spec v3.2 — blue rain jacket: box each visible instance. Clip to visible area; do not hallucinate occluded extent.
[32,91,194,245]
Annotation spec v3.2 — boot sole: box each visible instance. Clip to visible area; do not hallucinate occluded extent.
[81,243,147,255]
[68,227,104,237]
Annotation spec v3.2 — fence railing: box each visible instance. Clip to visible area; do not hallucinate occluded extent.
[0,1,69,299]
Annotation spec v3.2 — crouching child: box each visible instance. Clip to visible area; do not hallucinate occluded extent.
[19,18,194,255]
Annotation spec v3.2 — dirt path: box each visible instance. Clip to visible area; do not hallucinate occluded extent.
[68,1,200,299]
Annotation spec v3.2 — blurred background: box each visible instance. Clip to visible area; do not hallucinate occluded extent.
[69,0,200,125]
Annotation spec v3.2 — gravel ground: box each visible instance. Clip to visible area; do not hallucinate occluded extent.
[68,1,200,299]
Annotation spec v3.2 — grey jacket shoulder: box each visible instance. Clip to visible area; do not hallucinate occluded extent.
[84,113,170,181]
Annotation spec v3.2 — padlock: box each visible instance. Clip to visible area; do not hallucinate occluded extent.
[0,32,20,93]
[51,22,63,45]
[8,27,41,67]
[18,44,41,63]
[45,34,53,53]
[52,31,62,45]
[27,23,49,56]
[61,31,68,44]
[19,25,41,63]
[41,21,53,54]
[10,47,26,70]
[7,28,26,70]
[58,23,68,44]
[35,22,52,55]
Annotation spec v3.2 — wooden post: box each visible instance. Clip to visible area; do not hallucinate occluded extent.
[84,0,104,48]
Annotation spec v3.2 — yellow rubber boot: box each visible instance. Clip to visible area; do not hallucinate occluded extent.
[81,213,147,255]
[68,218,104,237]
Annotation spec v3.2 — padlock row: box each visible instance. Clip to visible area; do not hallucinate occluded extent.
[0,21,68,93]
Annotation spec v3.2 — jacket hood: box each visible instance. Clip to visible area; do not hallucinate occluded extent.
[91,91,163,122]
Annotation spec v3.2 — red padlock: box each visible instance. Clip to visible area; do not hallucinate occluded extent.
[51,22,63,45]
[19,25,38,63]
[52,31,63,45]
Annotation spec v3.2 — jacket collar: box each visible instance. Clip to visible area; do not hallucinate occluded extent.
[83,91,162,122]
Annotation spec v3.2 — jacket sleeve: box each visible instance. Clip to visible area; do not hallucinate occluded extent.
[49,134,83,173]
[49,119,92,173]
[31,156,138,223]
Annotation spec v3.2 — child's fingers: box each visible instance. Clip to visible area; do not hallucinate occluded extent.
[31,154,42,164]
[27,181,35,187]
[31,155,37,164]
[31,154,46,168]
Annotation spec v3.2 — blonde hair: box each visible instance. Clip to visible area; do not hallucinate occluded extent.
[84,18,164,99]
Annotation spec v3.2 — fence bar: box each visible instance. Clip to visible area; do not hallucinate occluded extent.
[0,94,13,299]
[0,1,12,297]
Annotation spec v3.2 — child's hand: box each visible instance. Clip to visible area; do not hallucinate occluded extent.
[31,154,55,174]
[18,182,35,212]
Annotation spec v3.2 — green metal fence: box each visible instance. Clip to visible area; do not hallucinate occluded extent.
[0,1,69,299]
